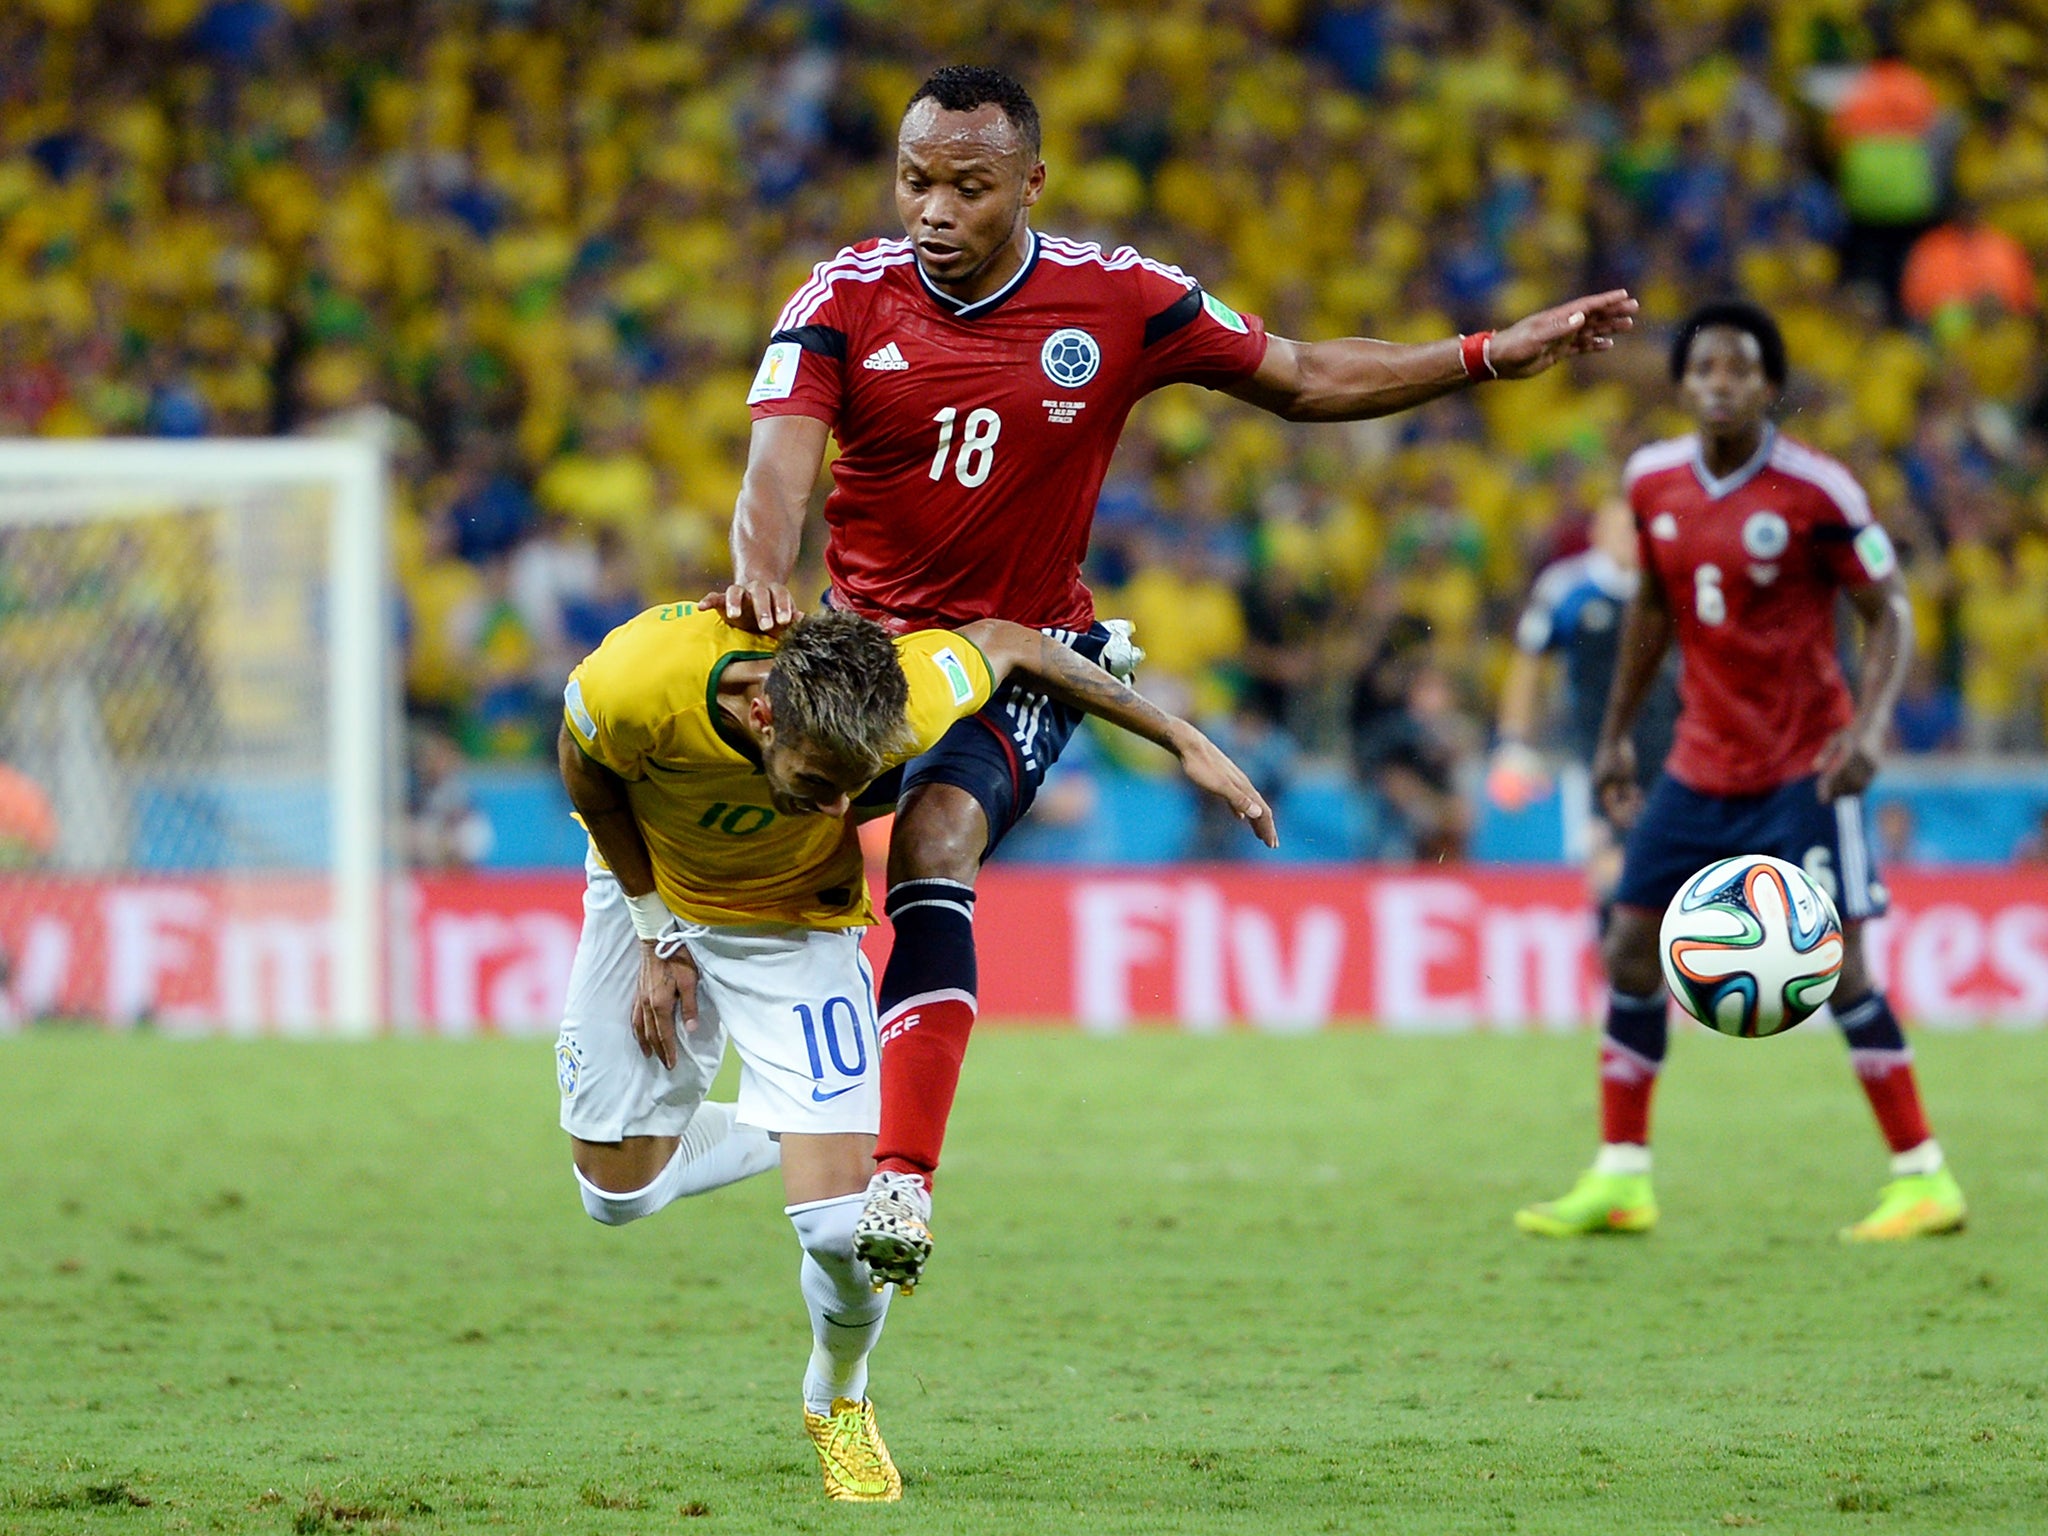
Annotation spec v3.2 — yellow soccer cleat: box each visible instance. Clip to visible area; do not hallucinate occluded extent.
[1515,1168,1658,1237]
[1841,1168,1967,1242]
[802,1397,902,1503]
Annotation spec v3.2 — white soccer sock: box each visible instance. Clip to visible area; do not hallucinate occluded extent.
[576,1102,780,1225]
[787,1192,890,1414]
[1890,1139,1944,1178]
[670,1101,782,1196]
[1594,1142,1653,1176]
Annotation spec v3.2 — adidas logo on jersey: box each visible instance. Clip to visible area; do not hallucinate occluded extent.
[862,342,909,371]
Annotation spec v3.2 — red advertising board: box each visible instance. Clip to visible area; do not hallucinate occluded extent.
[1,867,2044,1034]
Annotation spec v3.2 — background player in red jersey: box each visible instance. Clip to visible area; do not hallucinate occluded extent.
[719,64,1639,1289]
[1516,300,1967,1244]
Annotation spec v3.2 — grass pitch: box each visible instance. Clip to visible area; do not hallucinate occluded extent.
[3,1027,2045,1535]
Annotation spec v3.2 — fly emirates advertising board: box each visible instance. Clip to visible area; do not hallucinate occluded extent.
[1,868,2044,1034]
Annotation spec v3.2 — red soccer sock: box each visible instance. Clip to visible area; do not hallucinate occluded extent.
[1599,1039,1661,1147]
[1836,993,1934,1156]
[873,993,976,1185]
[1850,1050,1933,1154]
[871,877,981,1188]
[1597,986,1668,1148]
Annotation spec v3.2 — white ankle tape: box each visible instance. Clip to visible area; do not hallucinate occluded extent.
[1594,1143,1652,1176]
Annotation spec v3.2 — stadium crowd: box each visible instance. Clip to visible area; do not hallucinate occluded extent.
[1,0,2045,858]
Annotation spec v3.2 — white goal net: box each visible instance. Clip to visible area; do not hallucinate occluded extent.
[0,440,390,1033]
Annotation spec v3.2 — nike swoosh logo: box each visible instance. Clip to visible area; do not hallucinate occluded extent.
[811,1083,861,1103]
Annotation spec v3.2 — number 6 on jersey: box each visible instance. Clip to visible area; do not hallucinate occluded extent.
[1694,563,1726,625]
[930,406,1001,487]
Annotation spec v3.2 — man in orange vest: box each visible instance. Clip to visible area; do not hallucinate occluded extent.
[1831,38,1947,313]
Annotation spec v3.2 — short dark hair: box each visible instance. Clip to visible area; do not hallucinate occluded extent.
[1669,300,1787,386]
[906,65,1041,159]
[763,610,911,781]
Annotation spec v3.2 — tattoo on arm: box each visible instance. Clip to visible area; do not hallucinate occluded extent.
[1013,633,1183,750]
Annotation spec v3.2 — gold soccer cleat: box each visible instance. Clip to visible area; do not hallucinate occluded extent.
[803,1397,902,1502]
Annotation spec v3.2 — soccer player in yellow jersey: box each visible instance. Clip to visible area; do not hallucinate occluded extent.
[554,601,1273,1502]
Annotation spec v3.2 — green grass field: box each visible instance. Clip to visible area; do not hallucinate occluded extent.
[3,1027,2044,1535]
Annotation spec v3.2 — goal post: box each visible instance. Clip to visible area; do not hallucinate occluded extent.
[0,438,392,1033]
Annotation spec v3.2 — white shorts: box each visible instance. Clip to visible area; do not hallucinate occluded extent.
[555,857,881,1141]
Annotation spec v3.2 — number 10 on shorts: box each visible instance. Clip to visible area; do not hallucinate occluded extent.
[795,997,870,1099]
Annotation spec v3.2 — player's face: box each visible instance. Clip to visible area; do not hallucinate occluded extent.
[760,735,863,820]
[895,101,1044,296]
[1679,326,1774,436]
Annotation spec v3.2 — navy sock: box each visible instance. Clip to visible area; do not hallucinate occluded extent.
[1834,990,1908,1054]
[1604,987,1669,1066]
[876,879,977,1014]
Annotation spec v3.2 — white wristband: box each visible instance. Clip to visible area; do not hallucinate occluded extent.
[624,890,672,942]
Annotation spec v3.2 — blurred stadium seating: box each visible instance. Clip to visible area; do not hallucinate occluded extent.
[0,0,2044,865]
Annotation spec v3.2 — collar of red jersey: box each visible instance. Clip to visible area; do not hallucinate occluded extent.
[916,230,1040,320]
[1688,423,1777,501]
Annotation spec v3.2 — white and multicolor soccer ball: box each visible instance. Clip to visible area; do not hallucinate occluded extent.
[1659,854,1845,1038]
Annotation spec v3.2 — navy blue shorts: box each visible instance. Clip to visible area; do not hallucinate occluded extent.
[1615,772,1887,921]
[897,621,1112,858]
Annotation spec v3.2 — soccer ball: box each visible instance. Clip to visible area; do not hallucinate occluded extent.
[1659,854,1845,1038]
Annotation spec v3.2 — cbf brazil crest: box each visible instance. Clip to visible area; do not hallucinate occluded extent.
[1041,328,1101,388]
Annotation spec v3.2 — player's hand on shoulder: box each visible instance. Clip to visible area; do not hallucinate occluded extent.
[632,932,703,1070]
[1170,722,1279,849]
[1488,290,1638,378]
[1813,726,1881,803]
[1591,736,1642,829]
[705,581,801,636]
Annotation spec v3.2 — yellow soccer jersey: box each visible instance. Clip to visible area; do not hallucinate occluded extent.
[562,602,994,928]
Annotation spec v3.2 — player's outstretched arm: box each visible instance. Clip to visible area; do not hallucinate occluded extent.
[1815,574,1913,803]
[720,414,831,634]
[1590,577,1674,830]
[1226,290,1637,423]
[959,620,1278,848]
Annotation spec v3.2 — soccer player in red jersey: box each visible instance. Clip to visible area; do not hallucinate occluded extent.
[719,65,1639,1288]
[1516,301,1966,1242]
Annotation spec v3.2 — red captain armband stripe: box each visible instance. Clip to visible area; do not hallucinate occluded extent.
[1460,330,1498,381]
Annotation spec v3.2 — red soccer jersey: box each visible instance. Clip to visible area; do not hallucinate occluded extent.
[747,233,1269,632]
[1625,429,1898,796]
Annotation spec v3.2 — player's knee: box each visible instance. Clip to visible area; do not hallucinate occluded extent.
[571,1140,674,1227]
[577,1167,655,1226]
[1601,912,1663,997]
[1833,924,1874,1005]
[579,1187,642,1227]
[787,1191,864,1279]
[890,785,986,883]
